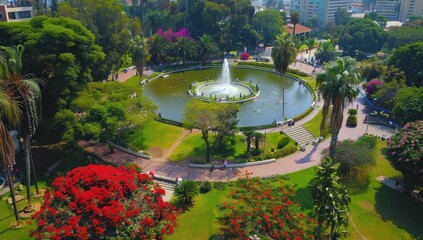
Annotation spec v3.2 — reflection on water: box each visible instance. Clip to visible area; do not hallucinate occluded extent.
[143,68,313,127]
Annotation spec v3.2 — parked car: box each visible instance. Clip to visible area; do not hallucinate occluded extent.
[256,57,270,62]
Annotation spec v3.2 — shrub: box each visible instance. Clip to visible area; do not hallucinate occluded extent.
[365,79,383,96]
[214,182,226,190]
[200,181,212,193]
[293,107,314,121]
[346,115,357,127]
[240,52,249,60]
[347,109,357,115]
[174,180,199,204]
[277,136,290,149]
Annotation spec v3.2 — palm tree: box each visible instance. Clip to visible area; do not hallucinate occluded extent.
[315,42,337,65]
[305,38,315,61]
[197,34,219,65]
[176,37,195,66]
[148,34,171,64]
[130,36,149,83]
[309,157,351,239]
[0,45,43,212]
[243,130,255,153]
[0,87,21,225]
[271,33,298,122]
[290,11,300,37]
[173,180,198,205]
[316,57,360,158]
[170,1,179,24]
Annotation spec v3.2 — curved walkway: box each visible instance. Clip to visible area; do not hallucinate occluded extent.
[98,63,394,181]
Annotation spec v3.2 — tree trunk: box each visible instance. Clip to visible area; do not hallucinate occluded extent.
[23,136,33,211]
[205,137,210,163]
[246,137,251,152]
[329,133,338,159]
[29,147,39,194]
[6,167,19,224]
[282,73,285,122]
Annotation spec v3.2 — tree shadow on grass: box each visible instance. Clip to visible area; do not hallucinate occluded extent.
[374,185,423,239]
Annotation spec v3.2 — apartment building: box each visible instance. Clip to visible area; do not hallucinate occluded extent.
[398,0,423,22]
[291,0,350,25]
[375,0,401,20]
[0,1,33,22]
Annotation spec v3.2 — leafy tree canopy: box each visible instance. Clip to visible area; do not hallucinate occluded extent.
[385,26,423,49]
[388,41,423,87]
[253,9,284,44]
[338,18,387,56]
[392,87,423,125]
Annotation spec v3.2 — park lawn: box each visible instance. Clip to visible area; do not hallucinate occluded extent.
[348,139,423,240]
[265,132,296,151]
[127,120,183,151]
[302,109,331,139]
[169,133,246,162]
[165,186,233,240]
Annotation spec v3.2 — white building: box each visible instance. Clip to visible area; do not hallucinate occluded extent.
[375,0,401,21]
[398,0,423,22]
[0,2,33,22]
[291,0,350,25]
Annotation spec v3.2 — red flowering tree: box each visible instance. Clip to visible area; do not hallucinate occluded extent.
[218,172,315,239]
[240,52,250,61]
[387,120,423,190]
[30,165,178,240]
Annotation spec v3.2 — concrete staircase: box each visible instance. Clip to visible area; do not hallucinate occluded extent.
[154,180,175,202]
[282,126,315,146]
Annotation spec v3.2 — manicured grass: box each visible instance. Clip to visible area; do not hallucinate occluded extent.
[165,186,233,240]
[303,109,325,138]
[265,132,292,150]
[168,133,246,162]
[127,120,183,151]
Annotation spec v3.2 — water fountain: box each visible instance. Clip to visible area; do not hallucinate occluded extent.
[188,59,258,102]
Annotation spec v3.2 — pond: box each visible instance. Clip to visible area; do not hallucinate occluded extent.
[143,67,313,127]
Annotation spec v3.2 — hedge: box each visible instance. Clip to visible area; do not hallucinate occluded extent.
[346,116,357,127]
[293,107,314,121]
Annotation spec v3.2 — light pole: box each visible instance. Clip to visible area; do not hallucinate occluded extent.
[365,114,370,134]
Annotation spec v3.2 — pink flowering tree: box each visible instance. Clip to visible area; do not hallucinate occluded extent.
[365,79,383,96]
[240,52,249,61]
[30,165,178,239]
[156,28,191,42]
[218,171,316,239]
[386,120,423,191]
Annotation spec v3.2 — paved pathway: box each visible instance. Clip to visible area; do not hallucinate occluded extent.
[92,63,394,182]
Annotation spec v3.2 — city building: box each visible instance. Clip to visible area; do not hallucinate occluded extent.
[291,0,350,25]
[398,0,423,22]
[0,1,33,22]
[374,0,401,21]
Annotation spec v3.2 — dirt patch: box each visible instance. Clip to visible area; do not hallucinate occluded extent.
[148,146,164,158]
[358,200,374,211]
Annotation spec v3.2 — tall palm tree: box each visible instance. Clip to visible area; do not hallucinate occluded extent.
[0,88,21,224]
[315,42,337,65]
[290,11,300,37]
[197,34,219,65]
[176,36,195,66]
[309,157,351,238]
[305,38,315,61]
[0,45,43,212]
[271,33,298,122]
[148,34,171,64]
[130,36,149,83]
[170,1,179,24]
[316,57,360,158]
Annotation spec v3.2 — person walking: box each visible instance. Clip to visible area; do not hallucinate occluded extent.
[223,160,228,169]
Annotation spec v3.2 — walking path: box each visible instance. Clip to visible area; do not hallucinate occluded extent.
[88,62,394,182]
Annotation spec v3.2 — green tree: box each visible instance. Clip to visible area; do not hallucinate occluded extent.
[174,180,199,205]
[392,87,423,125]
[338,18,387,56]
[360,56,387,81]
[364,11,387,28]
[213,103,239,149]
[197,34,219,65]
[243,130,255,153]
[305,38,315,61]
[271,33,298,122]
[176,36,196,66]
[170,1,179,24]
[309,157,351,239]
[385,26,423,49]
[148,34,171,64]
[130,36,149,83]
[315,41,337,65]
[386,120,423,190]
[334,7,351,25]
[388,42,423,87]
[0,45,42,212]
[372,78,406,110]
[316,57,360,158]
[290,11,300,36]
[253,9,284,44]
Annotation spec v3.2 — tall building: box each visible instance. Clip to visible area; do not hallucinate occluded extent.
[398,0,423,22]
[374,0,401,21]
[291,0,350,25]
[0,1,33,22]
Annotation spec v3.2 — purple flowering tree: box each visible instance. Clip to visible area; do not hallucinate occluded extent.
[365,79,383,96]
[386,120,423,191]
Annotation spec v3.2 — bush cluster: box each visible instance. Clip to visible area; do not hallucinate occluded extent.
[200,181,212,193]
[346,116,358,127]
[277,137,290,149]
[249,145,297,161]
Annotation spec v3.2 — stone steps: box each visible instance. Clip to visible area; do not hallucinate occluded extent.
[282,126,315,146]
